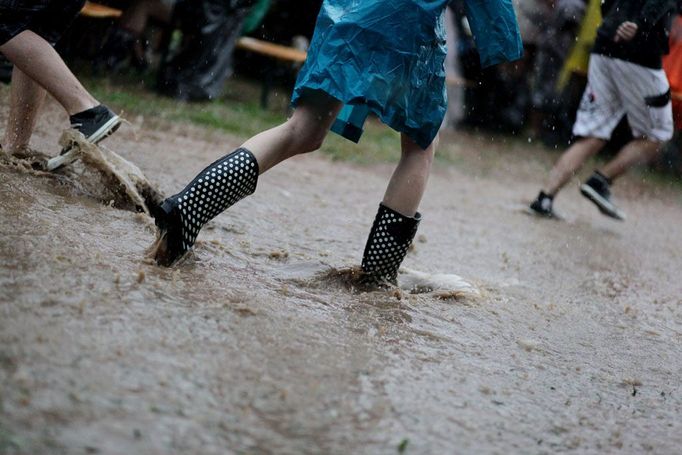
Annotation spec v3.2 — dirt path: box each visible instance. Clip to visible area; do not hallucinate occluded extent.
[2,100,682,454]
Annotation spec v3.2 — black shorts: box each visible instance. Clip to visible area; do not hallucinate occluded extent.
[0,0,85,46]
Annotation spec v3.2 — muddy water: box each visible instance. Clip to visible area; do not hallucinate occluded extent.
[1,99,682,454]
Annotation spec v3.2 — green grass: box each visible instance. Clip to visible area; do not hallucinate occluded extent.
[83,74,403,165]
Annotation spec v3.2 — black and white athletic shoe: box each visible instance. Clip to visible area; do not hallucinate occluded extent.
[580,172,626,221]
[151,148,259,266]
[47,104,121,171]
[527,191,557,218]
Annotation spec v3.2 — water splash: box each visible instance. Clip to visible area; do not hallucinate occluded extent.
[58,130,163,214]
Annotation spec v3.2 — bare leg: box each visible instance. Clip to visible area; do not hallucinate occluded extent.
[0,30,97,115]
[381,134,436,216]
[2,67,46,153]
[242,93,342,173]
[599,138,661,181]
[359,134,435,284]
[544,137,605,195]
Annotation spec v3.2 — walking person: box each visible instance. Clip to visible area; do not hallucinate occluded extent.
[149,0,522,286]
[529,0,676,220]
[0,0,120,170]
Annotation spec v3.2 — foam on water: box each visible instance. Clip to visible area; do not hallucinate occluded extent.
[398,267,480,298]
[309,264,479,299]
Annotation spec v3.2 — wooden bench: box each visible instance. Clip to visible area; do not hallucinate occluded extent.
[80,1,122,19]
[235,37,306,64]
[234,37,307,108]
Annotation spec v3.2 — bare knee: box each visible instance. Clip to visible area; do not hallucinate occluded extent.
[401,133,436,167]
[284,116,328,154]
[637,137,663,152]
[578,136,606,154]
[298,127,327,153]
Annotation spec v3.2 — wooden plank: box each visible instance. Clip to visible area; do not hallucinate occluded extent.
[236,37,306,63]
[80,1,123,19]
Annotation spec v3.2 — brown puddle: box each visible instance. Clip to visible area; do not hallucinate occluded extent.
[2,100,682,454]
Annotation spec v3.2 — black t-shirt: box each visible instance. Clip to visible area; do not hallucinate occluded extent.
[593,0,676,68]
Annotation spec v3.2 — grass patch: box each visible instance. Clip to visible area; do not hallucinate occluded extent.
[82,74,406,164]
[85,75,283,136]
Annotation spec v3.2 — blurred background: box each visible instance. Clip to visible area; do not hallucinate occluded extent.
[2,0,680,175]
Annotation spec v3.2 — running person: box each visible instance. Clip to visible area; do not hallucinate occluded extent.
[0,0,120,170]
[529,0,676,220]
[148,0,522,285]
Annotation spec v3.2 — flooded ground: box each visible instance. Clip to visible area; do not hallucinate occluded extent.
[2,98,682,454]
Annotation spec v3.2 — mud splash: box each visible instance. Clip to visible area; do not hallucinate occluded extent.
[311,265,479,300]
[1,130,164,216]
[58,130,164,214]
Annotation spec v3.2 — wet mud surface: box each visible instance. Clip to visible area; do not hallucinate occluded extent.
[2,100,682,454]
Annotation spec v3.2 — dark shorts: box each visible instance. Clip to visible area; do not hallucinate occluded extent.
[0,0,85,46]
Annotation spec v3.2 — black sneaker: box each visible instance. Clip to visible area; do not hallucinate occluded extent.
[580,172,626,220]
[47,104,121,171]
[527,191,557,218]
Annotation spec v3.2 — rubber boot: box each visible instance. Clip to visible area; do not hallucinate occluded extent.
[151,148,259,265]
[361,203,421,285]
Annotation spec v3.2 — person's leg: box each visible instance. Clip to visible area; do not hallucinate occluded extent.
[151,92,342,265]
[544,137,605,195]
[579,59,673,220]
[382,134,436,216]
[1,66,46,153]
[0,30,97,115]
[529,54,622,217]
[242,93,342,173]
[599,138,662,180]
[528,137,605,217]
[106,0,173,68]
[360,134,436,284]
[119,0,173,35]
[576,138,661,221]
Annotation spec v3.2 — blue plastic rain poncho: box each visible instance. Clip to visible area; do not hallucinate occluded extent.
[291,0,523,149]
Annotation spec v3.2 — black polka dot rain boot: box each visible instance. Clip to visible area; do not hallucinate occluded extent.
[151,148,259,266]
[361,203,421,286]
